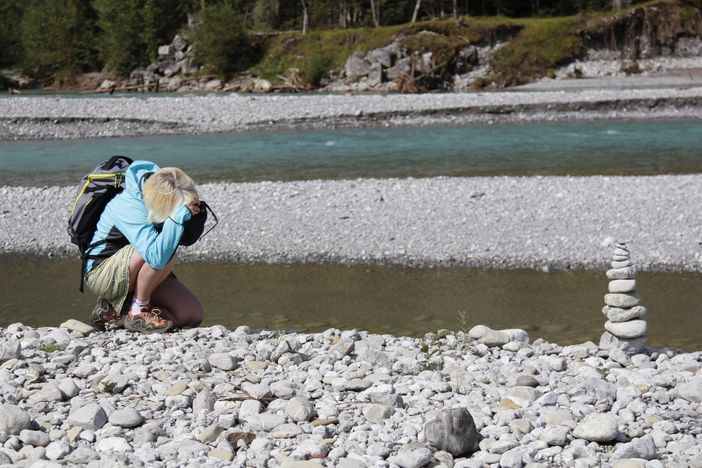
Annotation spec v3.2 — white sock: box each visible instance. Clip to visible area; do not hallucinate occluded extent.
[130,298,150,316]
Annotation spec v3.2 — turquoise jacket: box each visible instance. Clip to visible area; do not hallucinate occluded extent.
[85,160,192,274]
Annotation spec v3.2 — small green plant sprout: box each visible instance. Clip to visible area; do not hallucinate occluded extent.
[420,328,451,371]
[456,310,471,334]
[37,343,64,353]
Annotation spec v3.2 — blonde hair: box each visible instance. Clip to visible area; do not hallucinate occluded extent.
[143,167,198,224]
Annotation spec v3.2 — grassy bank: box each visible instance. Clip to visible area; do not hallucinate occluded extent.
[250,0,700,89]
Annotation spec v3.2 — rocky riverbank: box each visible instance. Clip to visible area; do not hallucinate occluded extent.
[0,321,700,467]
[1,175,701,272]
[2,88,702,141]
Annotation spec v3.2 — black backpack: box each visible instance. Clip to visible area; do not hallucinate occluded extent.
[67,155,133,291]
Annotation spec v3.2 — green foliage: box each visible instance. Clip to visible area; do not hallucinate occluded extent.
[490,17,583,87]
[192,2,254,77]
[20,0,98,81]
[0,0,25,67]
[38,343,64,353]
[95,0,146,75]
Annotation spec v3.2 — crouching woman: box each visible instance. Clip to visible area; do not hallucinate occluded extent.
[83,160,204,333]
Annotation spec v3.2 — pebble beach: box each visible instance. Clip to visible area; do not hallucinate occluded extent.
[0,321,700,468]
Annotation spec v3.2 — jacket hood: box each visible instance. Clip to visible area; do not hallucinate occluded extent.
[125,160,160,198]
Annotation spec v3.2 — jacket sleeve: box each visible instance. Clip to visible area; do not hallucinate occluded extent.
[115,204,192,270]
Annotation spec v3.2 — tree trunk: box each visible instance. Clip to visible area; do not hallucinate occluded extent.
[369,0,379,27]
[453,0,458,18]
[339,0,347,28]
[411,0,422,23]
[301,0,309,34]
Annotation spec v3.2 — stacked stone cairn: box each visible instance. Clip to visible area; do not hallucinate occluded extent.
[600,241,647,354]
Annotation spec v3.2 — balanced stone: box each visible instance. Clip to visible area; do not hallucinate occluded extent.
[608,279,637,293]
[602,305,647,322]
[607,266,637,280]
[605,320,647,339]
[614,247,629,255]
[611,260,632,268]
[604,292,640,308]
[599,332,646,354]
[612,254,629,261]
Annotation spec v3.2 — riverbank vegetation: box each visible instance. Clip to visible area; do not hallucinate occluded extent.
[0,0,700,89]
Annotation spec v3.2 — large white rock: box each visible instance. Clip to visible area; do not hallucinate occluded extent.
[109,408,144,428]
[573,413,619,442]
[208,353,237,371]
[677,378,702,403]
[60,319,94,336]
[29,383,64,404]
[605,320,647,339]
[286,396,314,422]
[0,339,21,361]
[68,403,108,431]
[604,292,640,308]
[608,279,637,293]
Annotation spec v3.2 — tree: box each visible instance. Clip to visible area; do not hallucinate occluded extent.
[411,0,422,22]
[192,2,253,76]
[369,0,379,27]
[94,0,146,75]
[0,0,25,67]
[20,0,97,81]
[301,0,309,33]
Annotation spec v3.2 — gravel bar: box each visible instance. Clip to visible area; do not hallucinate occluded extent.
[2,175,701,272]
[2,88,702,140]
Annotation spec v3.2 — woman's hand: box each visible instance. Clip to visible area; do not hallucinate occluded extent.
[186,200,202,216]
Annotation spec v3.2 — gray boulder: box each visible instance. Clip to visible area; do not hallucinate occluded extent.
[424,407,480,457]
[0,404,31,435]
[386,57,411,80]
[345,52,371,79]
[367,49,392,67]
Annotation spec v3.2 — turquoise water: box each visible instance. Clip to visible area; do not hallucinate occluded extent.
[1,119,701,186]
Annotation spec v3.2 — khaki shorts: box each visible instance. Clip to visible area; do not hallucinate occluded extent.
[85,245,134,315]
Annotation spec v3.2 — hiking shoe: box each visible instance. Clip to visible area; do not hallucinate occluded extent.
[125,306,174,334]
[90,298,121,332]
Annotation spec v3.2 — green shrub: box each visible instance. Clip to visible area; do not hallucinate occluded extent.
[490,18,583,87]
[191,3,254,77]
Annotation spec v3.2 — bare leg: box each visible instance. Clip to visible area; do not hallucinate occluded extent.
[128,251,175,302]
[128,250,203,328]
[151,277,204,328]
